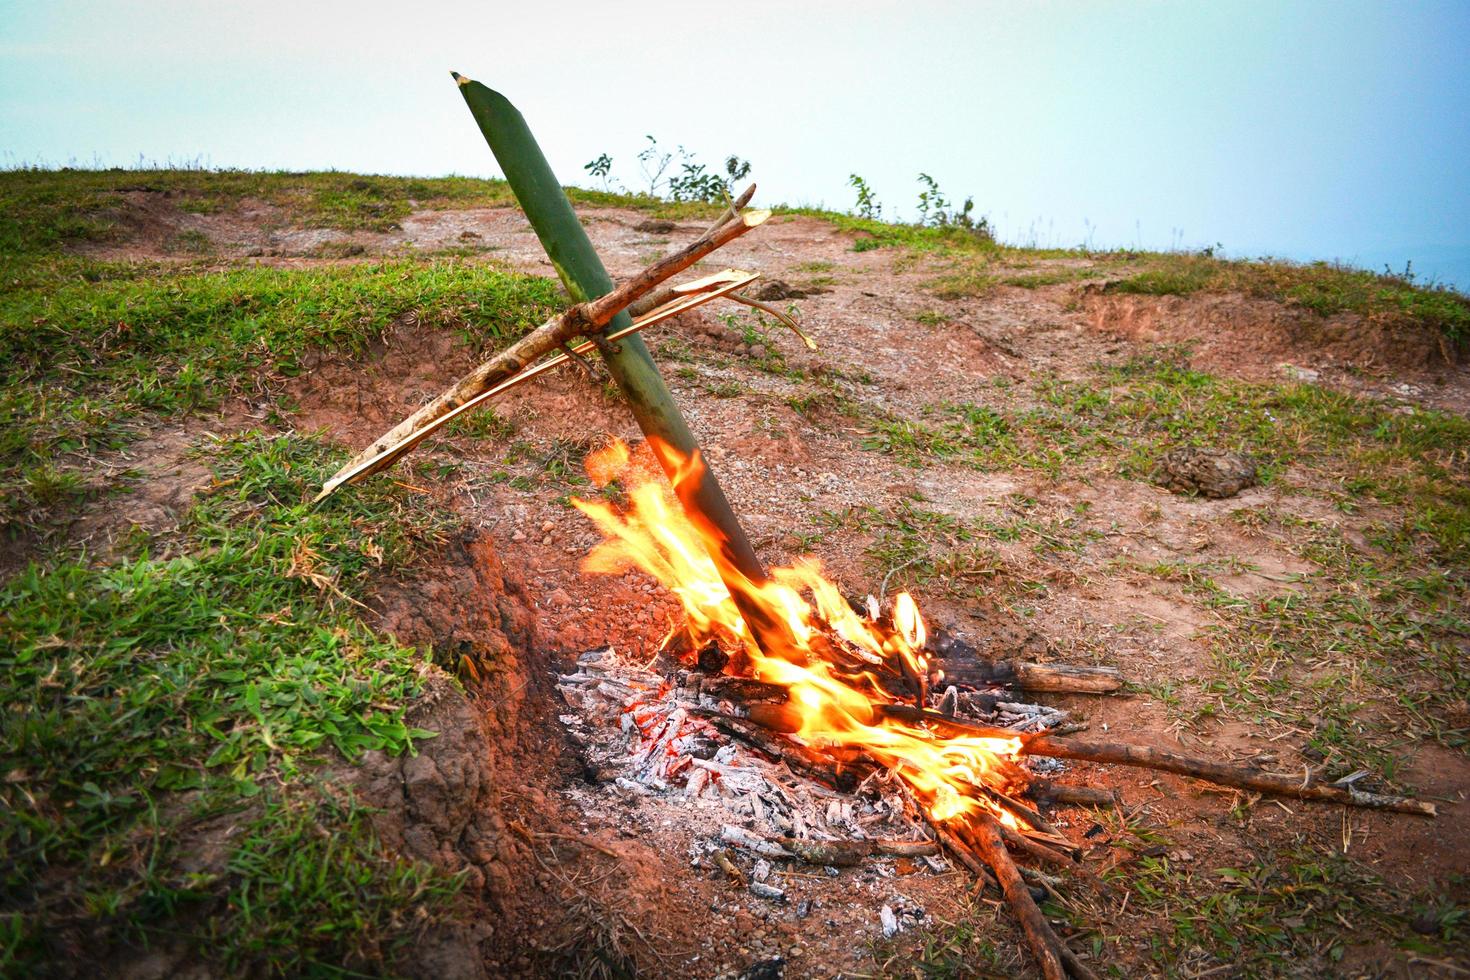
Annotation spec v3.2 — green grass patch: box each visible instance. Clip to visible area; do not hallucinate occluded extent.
[0,431,462,972]
[0,168,731,261]
[852,349,1469,564]
[1109,843,1466,973]
[1,257,560,531]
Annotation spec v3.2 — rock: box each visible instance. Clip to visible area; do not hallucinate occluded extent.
[1155,448,1258,499]
[1277,362,1320,382]
[738,957,785,980]
[754,279,825,301]
[634,219,677,234]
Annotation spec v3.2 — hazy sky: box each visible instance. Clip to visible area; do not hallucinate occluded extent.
[3,1,1468,287]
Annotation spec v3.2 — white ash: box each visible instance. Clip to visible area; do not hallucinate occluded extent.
[556,644,1069,908]
[879,897,927,938]
[558,646,935,848]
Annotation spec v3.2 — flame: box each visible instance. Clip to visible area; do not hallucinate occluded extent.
[572,438,1027,831]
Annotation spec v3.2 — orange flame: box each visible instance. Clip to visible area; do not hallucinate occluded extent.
[572,438,1027,830]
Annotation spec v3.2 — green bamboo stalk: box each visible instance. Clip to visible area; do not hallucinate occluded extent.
[451,73,794,656]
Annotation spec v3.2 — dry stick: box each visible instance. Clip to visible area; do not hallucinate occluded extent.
[978,784,1070,845]
[625,185,818,353]
[892,776,998,891]
[317,208,771,500]
[320,270,756,500]
[1024,736,1437,817]
[726,292,818,350]
[875,703,1021,742]
[873,839,942,857]
[931,659,1124,695]
[1029,779,1119,810]
[934,824,996,889]
[967,816,1102,980]
[770,837,940,867]
[994,820,1117,900]
[698,711,876,788]
[625,184,757,320]
[994,820,1078,870]
[965,816,1066,980]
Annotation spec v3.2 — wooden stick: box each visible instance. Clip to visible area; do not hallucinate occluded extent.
[625,184,757,320]
[1029,780,1120,809]
[696,711,874,790]
[873,839,942,857]
[1024,736,1436,817]
[317,270,757,500]
[892,776,998,891]
[316,208,770,500]
[875,703,1021,742]
[966,817,1066,980]
[976,784,1071,845]
[995,820,1078,870]
[931,659,1123,694]
[771,837,941,866]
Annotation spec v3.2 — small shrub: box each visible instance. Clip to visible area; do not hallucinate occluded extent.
[916,173,993,241]
[849,174,881,220]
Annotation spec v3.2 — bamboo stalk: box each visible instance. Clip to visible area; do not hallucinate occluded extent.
[315,211,768,501]
[1024,736,1436,817]
[452,77,797,665]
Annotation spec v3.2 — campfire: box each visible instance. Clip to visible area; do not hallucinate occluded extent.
[325,80,1439,978]
[551,439,1434,979]
[573,439,1037,832]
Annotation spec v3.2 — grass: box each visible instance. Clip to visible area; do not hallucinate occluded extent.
[1104,839,1467,974]
[862,206,1470,352]
[0,171,576,972]
[0,432,463,972]
[848,349,1469,563]
[0,167,728,257]
[1,256,561,531]
[879,828,1467,976]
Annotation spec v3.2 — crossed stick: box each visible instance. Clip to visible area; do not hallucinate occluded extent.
[315,207,772,503]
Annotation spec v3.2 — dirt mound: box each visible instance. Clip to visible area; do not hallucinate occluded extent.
[1082,288,1454,377]
[365,525,594,976]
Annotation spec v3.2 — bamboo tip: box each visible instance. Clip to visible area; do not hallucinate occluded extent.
[451,71,472,86]
[743,209,772,227]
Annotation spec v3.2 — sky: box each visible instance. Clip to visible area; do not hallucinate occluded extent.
[2,0,1468,288]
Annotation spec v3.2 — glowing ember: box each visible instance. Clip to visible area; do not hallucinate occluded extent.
[572,439,1031,833]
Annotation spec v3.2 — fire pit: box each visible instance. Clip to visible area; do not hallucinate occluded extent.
[531,438,1431,978]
